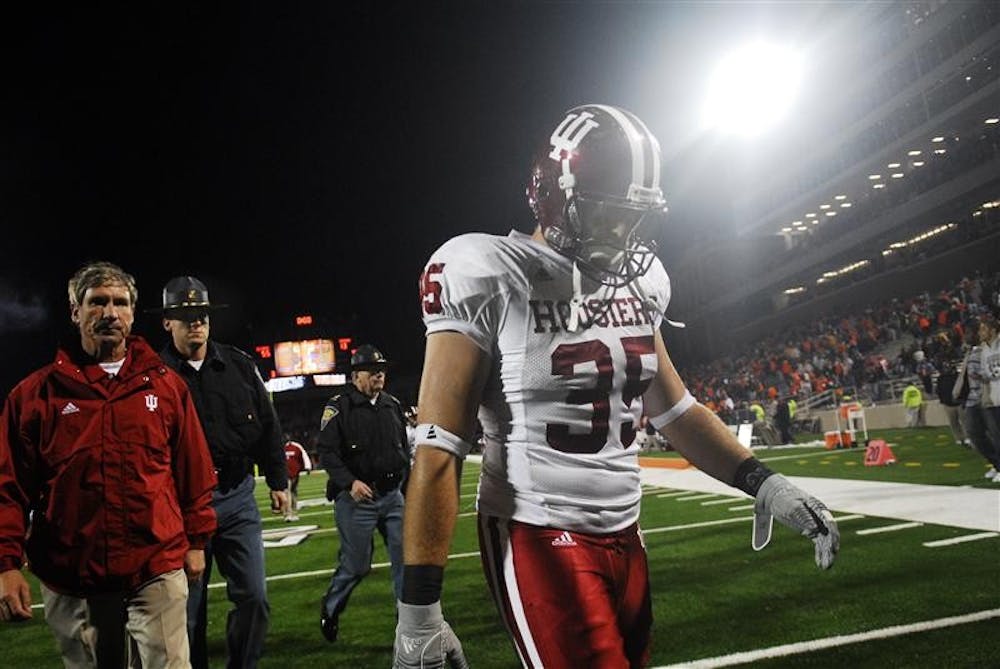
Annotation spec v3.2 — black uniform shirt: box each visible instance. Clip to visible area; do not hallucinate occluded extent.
[317,384,411,497]
[160,340,288,493]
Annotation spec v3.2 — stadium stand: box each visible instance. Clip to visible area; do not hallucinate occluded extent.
[678,270,998,436]
[666,1,1000,366]
[666,1,999,438]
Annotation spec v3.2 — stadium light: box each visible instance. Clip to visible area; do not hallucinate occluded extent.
[701,42,802,136]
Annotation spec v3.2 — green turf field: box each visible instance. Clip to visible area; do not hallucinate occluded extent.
[2,426,997,667]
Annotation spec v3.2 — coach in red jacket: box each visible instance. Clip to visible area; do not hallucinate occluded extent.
[0,261,217,668]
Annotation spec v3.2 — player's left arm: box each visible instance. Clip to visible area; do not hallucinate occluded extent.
[642,329,751,479]
[642,329,839,569]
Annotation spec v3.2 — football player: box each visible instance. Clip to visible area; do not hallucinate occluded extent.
[392,104,839,669]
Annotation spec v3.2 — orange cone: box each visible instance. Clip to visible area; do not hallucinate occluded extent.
[864,439,896,466]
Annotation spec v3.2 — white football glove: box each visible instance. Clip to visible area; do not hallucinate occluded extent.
[393,601,469,669]
[753,474,839,569]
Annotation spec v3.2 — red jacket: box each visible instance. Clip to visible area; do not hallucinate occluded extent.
[283,440,312,479]
[0,336,217,594]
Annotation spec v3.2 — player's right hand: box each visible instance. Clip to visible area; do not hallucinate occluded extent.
[393,601,469,669]
[0,569,33,622]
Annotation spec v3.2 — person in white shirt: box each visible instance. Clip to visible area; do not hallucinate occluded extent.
[977,313,1000,477]
[392,104,839,669]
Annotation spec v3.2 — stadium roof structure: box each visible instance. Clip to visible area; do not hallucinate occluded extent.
[668,1,1000,362]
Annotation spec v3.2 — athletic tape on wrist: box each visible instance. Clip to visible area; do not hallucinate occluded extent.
[648,390,696,430]
[733,457,776,497]
[415,423,475,459]
[401,564,444,605]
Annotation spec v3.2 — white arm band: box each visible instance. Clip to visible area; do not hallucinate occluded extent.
[415,423,476,459]
[648,390,696,430]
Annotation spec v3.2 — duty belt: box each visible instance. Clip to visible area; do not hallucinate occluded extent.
[367,470,403,495]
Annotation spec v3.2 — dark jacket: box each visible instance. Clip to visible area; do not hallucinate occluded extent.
[160,341,287,493]
[318,384,411,499]
[936,368,963,407]
[0,336,217,594]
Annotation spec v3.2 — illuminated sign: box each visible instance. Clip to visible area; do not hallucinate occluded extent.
[337,337,352,352]
[295,315,313,326]
[274,339,336,376]
[313,373,348,386]
[264,375,306,393]
[255,345,272,359]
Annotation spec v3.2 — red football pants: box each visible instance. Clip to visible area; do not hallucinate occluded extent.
[478,515,652,668]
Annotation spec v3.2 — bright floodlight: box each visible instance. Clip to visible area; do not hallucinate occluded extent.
[702,42,802,136]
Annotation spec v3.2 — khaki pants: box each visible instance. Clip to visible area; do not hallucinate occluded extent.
[41,568,190,669]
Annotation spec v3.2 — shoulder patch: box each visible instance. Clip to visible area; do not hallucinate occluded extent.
[320,395,342,430]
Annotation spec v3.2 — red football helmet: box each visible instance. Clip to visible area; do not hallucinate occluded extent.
[527,104,667,286]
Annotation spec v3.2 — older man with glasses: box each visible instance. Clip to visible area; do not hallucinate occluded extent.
[316,344,412,643]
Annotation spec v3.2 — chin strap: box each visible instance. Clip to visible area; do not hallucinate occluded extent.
[567,261,584,333]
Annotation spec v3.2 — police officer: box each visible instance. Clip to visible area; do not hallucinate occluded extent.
[157,276,289,669]
[318,344,411,642]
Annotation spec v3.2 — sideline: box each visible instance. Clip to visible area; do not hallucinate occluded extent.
[640,468,1000,532]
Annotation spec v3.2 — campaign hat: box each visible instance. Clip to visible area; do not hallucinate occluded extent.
[157,275,228,316]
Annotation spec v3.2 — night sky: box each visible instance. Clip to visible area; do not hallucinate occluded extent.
[0,3,842,395]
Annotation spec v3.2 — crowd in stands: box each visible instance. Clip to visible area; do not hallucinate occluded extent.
[678,270,1000,427]
[273,268,1000,455]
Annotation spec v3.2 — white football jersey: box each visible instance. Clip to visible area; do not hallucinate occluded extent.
[420,230,671,533]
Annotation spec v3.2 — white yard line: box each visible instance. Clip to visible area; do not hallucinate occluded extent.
[643,517,753,534]
[654,608,1000,668]
[923,532,999,547]
[675,493,720,502]
[702,497,750,506]
[856,522,923,535]
[261,509,330,523]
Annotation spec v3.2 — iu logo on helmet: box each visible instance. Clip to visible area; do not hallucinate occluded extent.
[548,111,599,161]
[145,393,158,412]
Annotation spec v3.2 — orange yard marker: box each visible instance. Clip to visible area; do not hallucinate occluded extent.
[864,439,897,466]
[639,457,692,469]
